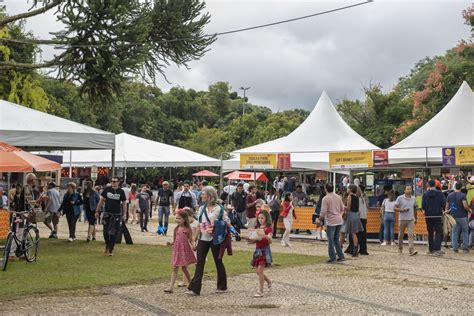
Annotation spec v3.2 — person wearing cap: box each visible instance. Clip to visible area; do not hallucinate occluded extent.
[157,181,176,235]
[43,182,61,239]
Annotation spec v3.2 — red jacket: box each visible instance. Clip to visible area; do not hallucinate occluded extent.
[280,201,297,219]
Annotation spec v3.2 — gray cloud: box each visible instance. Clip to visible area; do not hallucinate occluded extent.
[4,0,472,111]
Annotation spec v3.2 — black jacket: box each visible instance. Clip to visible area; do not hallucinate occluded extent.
[422,189,446,217]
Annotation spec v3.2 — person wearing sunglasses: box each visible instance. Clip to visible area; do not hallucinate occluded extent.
[95,177,127,256]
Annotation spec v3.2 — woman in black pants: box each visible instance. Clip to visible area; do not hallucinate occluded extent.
[186,186,229,296]
[58,183,83,242]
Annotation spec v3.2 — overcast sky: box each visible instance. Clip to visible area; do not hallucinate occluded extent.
[4,0,472,111]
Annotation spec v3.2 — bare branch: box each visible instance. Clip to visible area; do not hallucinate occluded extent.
[0,0,62,28]
[0,51,66,70]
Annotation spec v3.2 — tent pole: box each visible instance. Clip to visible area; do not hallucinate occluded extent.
[69,150,72,178]
[219,153,224,195]
[124,167,127,183]
[111,149,116,178]
[333,171,336,187]
[7,172,10,206]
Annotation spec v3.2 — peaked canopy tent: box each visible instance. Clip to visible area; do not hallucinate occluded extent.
[389,81,474,165]
[223,91,380,171]
[51,133,220,168]
[0,100,115,151]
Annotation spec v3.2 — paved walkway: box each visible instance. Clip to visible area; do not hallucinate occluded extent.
[2,216,473,315]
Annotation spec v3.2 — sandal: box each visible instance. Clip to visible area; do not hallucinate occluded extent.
[163,288,173,293]
[177,283,187,288]
[254,292,264,298]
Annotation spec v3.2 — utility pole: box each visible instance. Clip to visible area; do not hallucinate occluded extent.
[240,86,250,116]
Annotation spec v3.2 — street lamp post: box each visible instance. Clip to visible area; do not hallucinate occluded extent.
[240,86,250,116]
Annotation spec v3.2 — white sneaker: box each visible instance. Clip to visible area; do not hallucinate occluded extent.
[68,237,74,242]
[381,242,387,246]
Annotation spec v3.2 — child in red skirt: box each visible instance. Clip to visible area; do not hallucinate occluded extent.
[250,210,273,298]
[164,210,196,293]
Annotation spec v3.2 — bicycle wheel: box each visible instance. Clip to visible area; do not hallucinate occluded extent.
[2,232,14,271]
[24,225,39,263]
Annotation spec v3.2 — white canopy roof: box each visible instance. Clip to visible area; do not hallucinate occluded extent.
[0,99,115,150]
[389,81,474,165]
[224,91,379,170]
[52,133,220,168]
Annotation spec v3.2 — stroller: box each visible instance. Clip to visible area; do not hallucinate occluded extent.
[228,208,242,241]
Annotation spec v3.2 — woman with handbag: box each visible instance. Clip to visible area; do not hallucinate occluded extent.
[186,186,229,296]
[59,182,83,242]
[342,184,363,257]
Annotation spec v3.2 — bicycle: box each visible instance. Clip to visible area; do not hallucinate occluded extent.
[1,210,40,271]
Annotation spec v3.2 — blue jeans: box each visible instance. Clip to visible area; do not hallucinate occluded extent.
[383,212,395,242]
[452,217,469,250]
[379,221,385,243]
[326,225,344,261]
[158,206,170,229]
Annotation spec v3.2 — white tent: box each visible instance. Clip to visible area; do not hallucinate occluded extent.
[51,133,220,168]
[389,81,474,165]
[223,91,379,170]
[0,99,115,150]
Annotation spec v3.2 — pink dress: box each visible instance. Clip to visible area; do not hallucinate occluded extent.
[171,227,197,267]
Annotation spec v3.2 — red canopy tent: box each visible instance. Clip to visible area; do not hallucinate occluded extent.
[224,171,269,181]
[0,142,60,172]
[192,170,219,177]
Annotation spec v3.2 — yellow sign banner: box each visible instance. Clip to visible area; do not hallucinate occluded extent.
[240,154,277,169]
[455,146,474,165]
[329,151,373,169]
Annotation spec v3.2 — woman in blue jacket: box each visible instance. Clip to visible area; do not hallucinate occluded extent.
[59,182,83,242]
[83,180,100,242]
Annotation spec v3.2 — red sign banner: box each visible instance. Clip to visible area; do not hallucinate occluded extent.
[277,154,291,170]
[373,150,389,167]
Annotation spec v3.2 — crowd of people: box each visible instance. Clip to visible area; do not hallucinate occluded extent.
[2,171,473,298]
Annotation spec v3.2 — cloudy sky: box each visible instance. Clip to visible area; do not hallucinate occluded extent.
[4,0,472,111]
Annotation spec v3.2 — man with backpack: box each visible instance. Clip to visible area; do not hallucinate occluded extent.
[446,182,472,253]
[230,183,247,227]
[422,180,446,255]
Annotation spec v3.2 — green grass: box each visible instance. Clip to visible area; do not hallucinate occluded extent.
[0,239,323,300]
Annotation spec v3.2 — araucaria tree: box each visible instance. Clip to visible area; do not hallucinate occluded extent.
[0,0,215,105]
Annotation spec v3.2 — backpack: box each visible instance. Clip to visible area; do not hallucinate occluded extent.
[199,204,227,245]
[449,193,460,217]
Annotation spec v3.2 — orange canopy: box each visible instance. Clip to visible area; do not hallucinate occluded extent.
[0,142,61,172]
[192,170,219,177]
[224,171,269,181]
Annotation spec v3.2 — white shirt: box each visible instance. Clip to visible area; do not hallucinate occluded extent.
[198,204,230,241]
[359,196,368,219]
[122,187,131,201]
[382,199,396,213]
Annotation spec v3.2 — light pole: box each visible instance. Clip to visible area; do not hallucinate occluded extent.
[240,86,250,116]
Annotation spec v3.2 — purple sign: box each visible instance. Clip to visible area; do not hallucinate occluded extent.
[442,147,455,166]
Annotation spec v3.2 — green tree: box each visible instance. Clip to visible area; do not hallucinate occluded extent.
[178,127,236,158]
[0,0,215,106]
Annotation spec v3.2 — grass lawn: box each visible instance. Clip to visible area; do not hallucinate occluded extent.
[0,239,323,300]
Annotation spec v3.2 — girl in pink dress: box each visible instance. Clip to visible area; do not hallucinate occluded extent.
[164,210,196,293]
